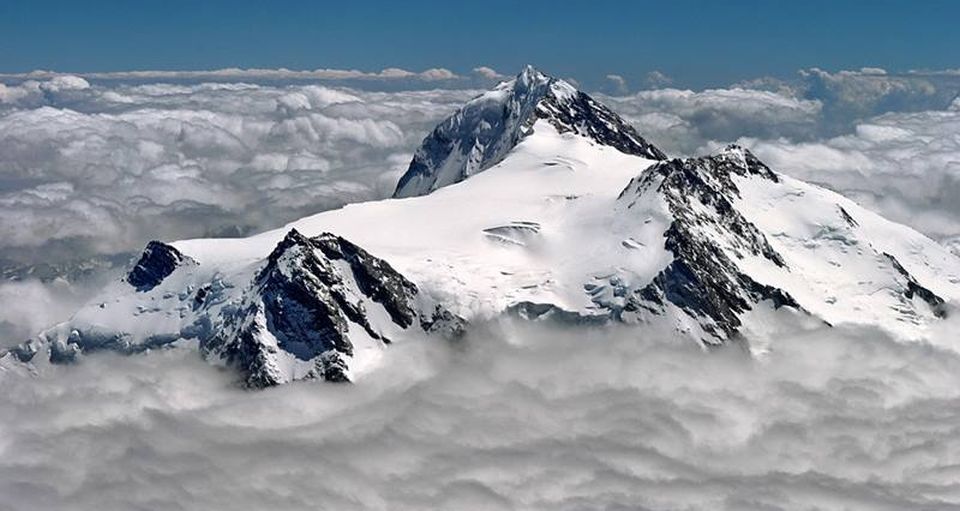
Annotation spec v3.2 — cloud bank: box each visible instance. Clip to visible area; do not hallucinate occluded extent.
[598,87,824,155]
[0,77,479,270]
[3,320,960,510]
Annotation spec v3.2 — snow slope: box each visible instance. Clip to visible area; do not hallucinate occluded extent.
[181,121,669,321]
[177,126,959,342]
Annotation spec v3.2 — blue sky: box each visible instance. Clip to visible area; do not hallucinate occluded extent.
[1,0,958,88]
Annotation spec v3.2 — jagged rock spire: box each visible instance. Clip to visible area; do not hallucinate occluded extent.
[393,65,666,198]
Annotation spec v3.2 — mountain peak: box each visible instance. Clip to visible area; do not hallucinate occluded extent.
[392,65,666,198]
[512,65,572,96]
[265,228,311,264]
[516,63,548,84]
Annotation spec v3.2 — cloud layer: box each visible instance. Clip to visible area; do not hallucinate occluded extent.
[599,87,824,155]
[3,320,960,510]
[3,67,958,271]
[0,77,478,268]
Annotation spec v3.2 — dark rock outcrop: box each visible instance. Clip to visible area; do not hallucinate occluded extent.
[618,146,800,342]
[202,229,463,387]
[126,241,196,292]
[884,252,948,318]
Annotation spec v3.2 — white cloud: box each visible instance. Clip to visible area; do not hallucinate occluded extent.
[792,68,960,126]
[0,65,959,510]
[0,83,31,103]
[0,278,95,347]
[40,75,91,92]
[644,70,673,88]
[0,78,478,267]
[605,74,628,94]
[3,319,960,510]
[418,68,458,81]
[472,66,505,80]
[859,66,888,75]
[598,87,823,155]
[596,72,960,245]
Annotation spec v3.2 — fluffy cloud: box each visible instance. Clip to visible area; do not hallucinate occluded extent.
[598,87,823,155]
[597,69,960,246]
[0,79,478,271]
[796,68,959,118]
[0,278,99,347]
[644,70,673,88]
[736,68,960,130]
[2,319,960,510]
[472,66,505,80]
[2,66,960,510]
[604,74,628,95]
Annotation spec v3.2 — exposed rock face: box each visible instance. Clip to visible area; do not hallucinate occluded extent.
[201,229,463,387]
[607,147,799,341]
[1,229,463,388]
[883,252,947,318]
[609,145,954,342]
[393,65,665,198]
[312,233,420,331]
[126,241,196,292]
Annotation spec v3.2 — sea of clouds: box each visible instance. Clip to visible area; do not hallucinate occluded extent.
[0,76,479,264]
[2,65,960,510]
[3,318,960,510]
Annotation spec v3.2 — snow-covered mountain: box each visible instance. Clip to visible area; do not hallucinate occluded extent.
[393,65,666,198]
[3,229,462,387]
[4,66,959,386]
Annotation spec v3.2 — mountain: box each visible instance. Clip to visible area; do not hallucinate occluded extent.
[3,66,959,386]
[2,229,462,386]
[202,229,462,387]
[393,65,666,198]
[611,145,954,342]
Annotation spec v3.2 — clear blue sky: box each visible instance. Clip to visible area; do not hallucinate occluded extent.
[1,0,957,88]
